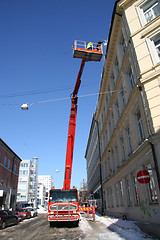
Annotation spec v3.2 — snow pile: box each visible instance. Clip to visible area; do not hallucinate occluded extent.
[95,214,157,240]
[37,205,47,214]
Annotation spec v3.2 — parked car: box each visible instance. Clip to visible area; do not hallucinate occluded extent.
[28,208,38,217]
[0,210,19,229]
[11,211,24,222]
[19,208,31,219]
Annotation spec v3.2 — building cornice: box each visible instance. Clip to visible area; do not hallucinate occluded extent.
[0,138,22,162]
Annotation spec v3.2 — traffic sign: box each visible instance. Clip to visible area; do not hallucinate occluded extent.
[137,170,150,184]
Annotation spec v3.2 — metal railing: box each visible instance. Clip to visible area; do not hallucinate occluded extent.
[74,40,103,52]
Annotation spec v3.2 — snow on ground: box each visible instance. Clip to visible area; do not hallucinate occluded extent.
[79,216,124,240]
[37,205,47,214]
[94,214,157,240]
[37,207,157,240]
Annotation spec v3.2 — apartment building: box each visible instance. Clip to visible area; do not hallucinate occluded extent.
[85,0,160,224]
[37,182,46,206]
[17,158,38,207]
[38,175,54,205]
[0,138,21,210]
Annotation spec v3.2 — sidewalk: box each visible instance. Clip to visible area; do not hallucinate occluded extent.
[135,222,160,239]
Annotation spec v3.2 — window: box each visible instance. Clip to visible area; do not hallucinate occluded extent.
[1,176,5,185]
[114,145,119,168]
[132,174,140,205]
[137,0,160,26]
[111,149,115,172]
[120,32,127,54]
[146,32,160,64]
[107,85,111,102]
[128,67,135,89]
[115,100,120,120]
[21,163,28,168]
[105,95,108,110]
[4,156,7,167]
[110,188,114,207]
[13,181,15,189]
[146,163,158,203]
[126,178,131,206]
[105,130,108,147]
[120,137,125,161]
[8,159,10,169]
[114,56,120,73]
[154,36,160,59]
[14,164,17,173]
[108,121,111,139]
[111,113,115,131]
[119,181,124,206]
[6,177,8,187]
[126,127,132,154]
[110,71,115,89]
[137,110,145,141]
[144,0,160,23]
[120,87,126,108]
[107,189,110,208]
[115,184,119,207]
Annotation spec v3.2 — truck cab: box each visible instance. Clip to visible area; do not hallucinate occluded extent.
[48,189,80,227]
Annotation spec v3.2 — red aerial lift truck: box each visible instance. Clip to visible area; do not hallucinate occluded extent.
[47,40,103,227]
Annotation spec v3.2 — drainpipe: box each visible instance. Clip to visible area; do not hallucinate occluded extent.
[95,119,104,216]
[138,86,160,190]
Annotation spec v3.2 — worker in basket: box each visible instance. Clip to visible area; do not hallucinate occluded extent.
[87,42,93,50]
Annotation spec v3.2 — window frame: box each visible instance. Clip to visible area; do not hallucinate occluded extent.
[137,0,160,26]
[136,109,145,142]
[4,156,7,167]
[145,163,158,203]
[120,31,127,54]
[128,66,135,89]
[146,31,160,65]
[126,126,132,154]
[126,177,132,206]
[8,159,10,169]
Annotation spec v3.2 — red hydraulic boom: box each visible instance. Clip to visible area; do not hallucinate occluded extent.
[63,59,86,190]
[47,40,103,227]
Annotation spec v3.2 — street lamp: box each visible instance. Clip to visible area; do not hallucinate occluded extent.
[21,103,29,110]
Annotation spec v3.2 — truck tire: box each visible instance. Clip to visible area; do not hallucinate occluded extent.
[48,222,52,227]
[15,218,19,225]
[73,221,79,227]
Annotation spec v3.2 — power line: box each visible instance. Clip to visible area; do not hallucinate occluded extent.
[0,82,99,99]
[0,90,120,107]
[27,90,120,107]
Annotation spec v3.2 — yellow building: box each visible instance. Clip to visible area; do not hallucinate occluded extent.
[85,0,160,224]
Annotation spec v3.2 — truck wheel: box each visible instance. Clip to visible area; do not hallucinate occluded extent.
[74,221,79,227]
[15,218,19,225]
[48,222,52,227]
[1,221,6,229]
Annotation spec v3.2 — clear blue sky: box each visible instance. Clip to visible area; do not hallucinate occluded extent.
[0,0,115,189]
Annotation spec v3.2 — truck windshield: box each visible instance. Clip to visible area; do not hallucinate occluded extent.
[49,190,78,203]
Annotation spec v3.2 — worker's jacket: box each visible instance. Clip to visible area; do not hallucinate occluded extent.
[87,42,93,49]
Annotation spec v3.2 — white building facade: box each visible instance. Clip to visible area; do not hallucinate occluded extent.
[17,158,38,208]
[38,175,54,205]
[85,0,160,224]
[37,182,46,206]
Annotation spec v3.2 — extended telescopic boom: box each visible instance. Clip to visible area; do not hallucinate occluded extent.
[63,59,85,190]
[63,40,103,190]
